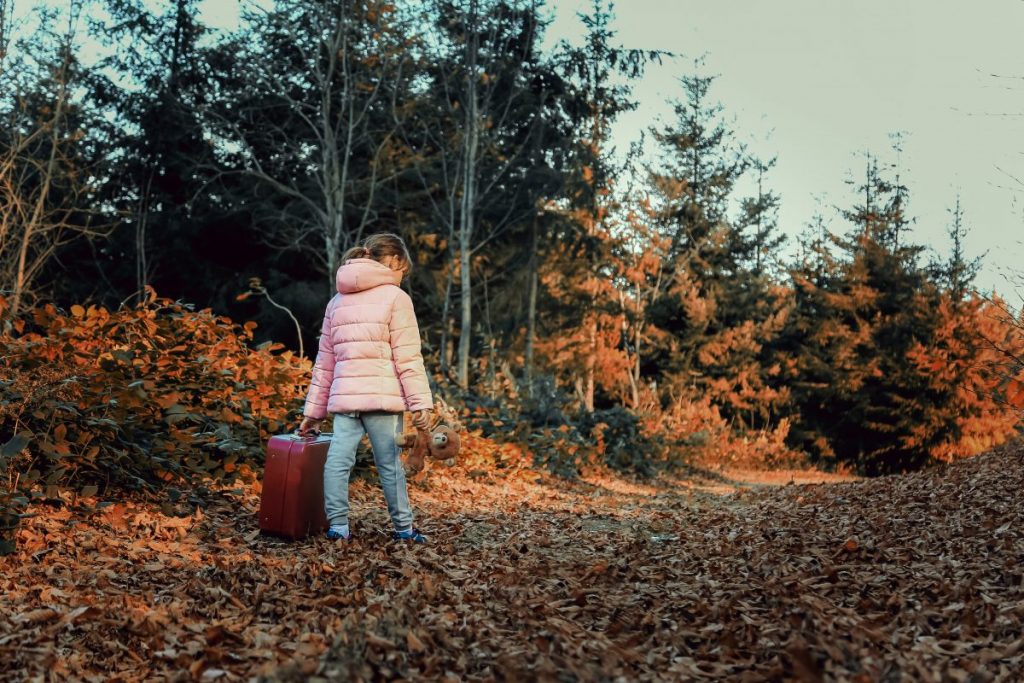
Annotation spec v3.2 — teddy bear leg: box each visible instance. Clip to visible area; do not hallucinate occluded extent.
[404,448,425,475]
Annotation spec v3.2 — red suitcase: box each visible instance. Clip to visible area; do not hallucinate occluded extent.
[259,431,332,539]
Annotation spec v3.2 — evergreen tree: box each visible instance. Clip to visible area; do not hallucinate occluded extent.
[776,150,1020,473]
[735,158,786,277]
[907,199,1020,462]
[646,68,788,428]
[60,0,219,308]
[531,0,659,410]
[937,194,982,301]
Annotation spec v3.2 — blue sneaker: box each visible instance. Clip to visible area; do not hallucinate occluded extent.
[326,525,352,541]
[391,527,427,543]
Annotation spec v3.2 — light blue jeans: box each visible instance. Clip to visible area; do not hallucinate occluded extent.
[323,411,413,531]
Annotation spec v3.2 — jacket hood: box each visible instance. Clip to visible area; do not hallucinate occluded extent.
[336,258,402,294]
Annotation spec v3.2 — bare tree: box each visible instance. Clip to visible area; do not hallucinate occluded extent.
[199,0,416,288]
[398,0,548,388]
[0,2,109,315]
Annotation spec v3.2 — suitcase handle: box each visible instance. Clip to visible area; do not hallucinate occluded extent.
[294,427,321,438]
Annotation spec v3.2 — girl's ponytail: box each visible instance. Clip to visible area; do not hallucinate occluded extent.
[342,233,412,274]
[343,245,371,261]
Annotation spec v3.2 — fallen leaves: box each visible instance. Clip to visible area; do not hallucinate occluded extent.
[1,442,1023,680]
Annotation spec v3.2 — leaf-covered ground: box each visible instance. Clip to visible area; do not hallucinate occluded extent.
[2,443,1022,682]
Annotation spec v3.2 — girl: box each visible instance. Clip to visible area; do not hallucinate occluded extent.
[297,233,432,543]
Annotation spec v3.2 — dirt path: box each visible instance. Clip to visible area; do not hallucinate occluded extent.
[1,446,1021,682]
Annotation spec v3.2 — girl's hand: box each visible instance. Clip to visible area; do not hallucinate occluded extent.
[298,416,323,436]
[411,410,430,430]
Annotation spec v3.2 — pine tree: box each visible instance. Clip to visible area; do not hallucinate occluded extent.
[906,199,1020,461]
[646,67,789,428]
[938,194,982,301]
[530,0,658,410]
[777,149,1020,473]
[76,0,216,307]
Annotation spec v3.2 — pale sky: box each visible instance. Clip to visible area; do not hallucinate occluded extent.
[12,0,1024,301]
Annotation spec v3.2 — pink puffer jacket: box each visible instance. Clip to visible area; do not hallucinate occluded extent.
[301,258,433,419]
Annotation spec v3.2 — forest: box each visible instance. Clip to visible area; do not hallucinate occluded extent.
[1,0,1023,680]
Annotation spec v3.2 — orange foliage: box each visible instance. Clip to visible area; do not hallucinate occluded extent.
[0,287,309,549]
[532,309,631,404]
[637,388,801,470]
[905,293,1023,461]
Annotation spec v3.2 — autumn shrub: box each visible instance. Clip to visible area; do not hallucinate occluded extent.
[633,391,802,472]
[514,375,602,477]
[0,288,307,551]
[576,407,660,477]
[425,370,575,477]
[441,370,683,478]
[438,353,813,478]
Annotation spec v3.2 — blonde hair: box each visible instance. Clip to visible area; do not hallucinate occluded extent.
[343,232,412,274]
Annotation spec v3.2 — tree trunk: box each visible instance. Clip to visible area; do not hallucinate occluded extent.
[169,0,186,95]
[456,0,480,390]
[135,171,154,305]
[439,264,453,374]
[583,315,595,411]
[458,242,472,388]
[444,317,455,371]
[321,2,354,287]
[755,166,763,274]
[525,214,538,395]
[633,284,642,408]
[0,1,12,68]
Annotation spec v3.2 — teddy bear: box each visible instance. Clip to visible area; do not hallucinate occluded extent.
[397,399,463,475]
